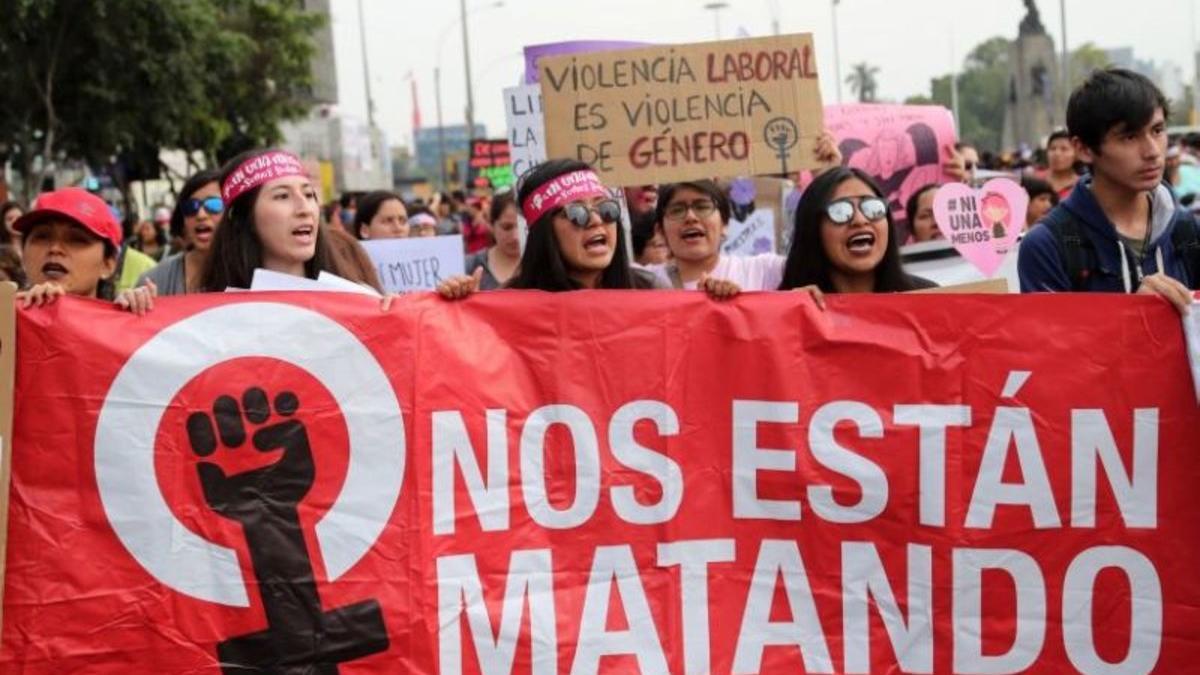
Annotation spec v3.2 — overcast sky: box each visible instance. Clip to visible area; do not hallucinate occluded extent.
[328,0,1200,147]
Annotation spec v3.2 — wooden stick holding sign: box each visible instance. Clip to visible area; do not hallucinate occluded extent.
[0,282,16,636]
[540,34,826,186]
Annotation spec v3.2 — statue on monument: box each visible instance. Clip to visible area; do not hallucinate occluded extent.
[1003,0,1060,149]
[1019,0,1046,36]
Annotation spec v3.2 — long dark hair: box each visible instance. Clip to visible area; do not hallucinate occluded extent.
[904,183,939,230]
[508,159,650,291]
[779,167,919,293]
[200,149,338,291]
[169,169,222,241]
[0,200,23,246]
[489,190,516,223]
[353,190,405,239]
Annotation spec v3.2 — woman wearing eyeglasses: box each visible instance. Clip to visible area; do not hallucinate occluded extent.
[438,159,665,298]
[648,133,842,295]
[137,169,224,295]
[651,179,783,293]
[779,167,936,302]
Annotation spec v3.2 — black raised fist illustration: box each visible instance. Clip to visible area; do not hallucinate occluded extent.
[185,386,389,673]
[187,387,314,518]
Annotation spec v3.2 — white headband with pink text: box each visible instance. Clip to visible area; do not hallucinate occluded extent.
[221,151,309,204]
[521,170,609,224]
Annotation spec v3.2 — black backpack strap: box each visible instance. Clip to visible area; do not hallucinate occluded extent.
[1040,207,1096,292]
[1170,209,1200,290]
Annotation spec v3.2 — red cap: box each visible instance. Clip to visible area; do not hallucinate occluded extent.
[13,188,123,249]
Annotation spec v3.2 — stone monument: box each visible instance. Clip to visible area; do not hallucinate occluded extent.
[1001,0,1063,150]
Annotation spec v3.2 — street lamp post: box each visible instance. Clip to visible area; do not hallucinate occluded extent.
[356,0,375,127]
[1192,0,1199,124]
[950,32,961,135]
[435,67,447,188]
[433,1,504,189]
[766,0,781,35]
[703,2,729,40]
[832,0,843,104]
[460,0,477,137]
[1060,0,1069,94]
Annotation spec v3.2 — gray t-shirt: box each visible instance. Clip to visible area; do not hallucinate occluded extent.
[137,252,188,296]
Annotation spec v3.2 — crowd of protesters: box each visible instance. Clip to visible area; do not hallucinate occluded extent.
[3,66,1195,318]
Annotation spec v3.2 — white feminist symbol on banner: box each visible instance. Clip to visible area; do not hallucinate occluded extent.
[94,302,405,607]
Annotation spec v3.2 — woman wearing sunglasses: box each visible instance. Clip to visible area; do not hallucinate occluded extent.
[137,169,224,295]
[778,167,936,302]
[438,159,664,297]
[650,133,842,296]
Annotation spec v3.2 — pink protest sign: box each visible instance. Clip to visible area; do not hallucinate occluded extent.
[523,40,648,84]
[932,178,1028,277]
[824,104,957,225]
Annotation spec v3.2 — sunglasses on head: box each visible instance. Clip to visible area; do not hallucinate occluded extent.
[182,196,224,217]
[561,199,622,228]
[825,196,888,225]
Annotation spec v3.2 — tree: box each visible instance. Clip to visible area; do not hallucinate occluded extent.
[1068,42,1111,89]
[846,62,881,103]
[0,0,323,204]
[1170,85,1194,127]
[908,37,1121,152]
[919,37,1011,152]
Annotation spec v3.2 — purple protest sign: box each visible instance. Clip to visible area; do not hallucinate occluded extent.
[523,40,648,84]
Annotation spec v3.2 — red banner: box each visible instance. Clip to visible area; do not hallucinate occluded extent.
[4,292,1199,673]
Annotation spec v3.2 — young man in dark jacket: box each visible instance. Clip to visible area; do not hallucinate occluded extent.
[1019,67,1195,314]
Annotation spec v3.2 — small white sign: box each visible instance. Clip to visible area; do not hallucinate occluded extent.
[362,235,465,293]
[504,84,546,181]
[723,209,776,256]
[248,269,376,296]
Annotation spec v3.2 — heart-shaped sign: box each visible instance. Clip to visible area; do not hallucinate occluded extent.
[932,178,1028,277]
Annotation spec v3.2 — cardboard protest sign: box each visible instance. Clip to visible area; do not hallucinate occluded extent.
[540,34,826,186]
[932,178,1027,277]
[360,235,465,293]
[909,278,1010,293]
[523,40,648,84]
[467,139,513,189]
[825,104,957,222]
[6,292,1200,672]
[504,84,546,180]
